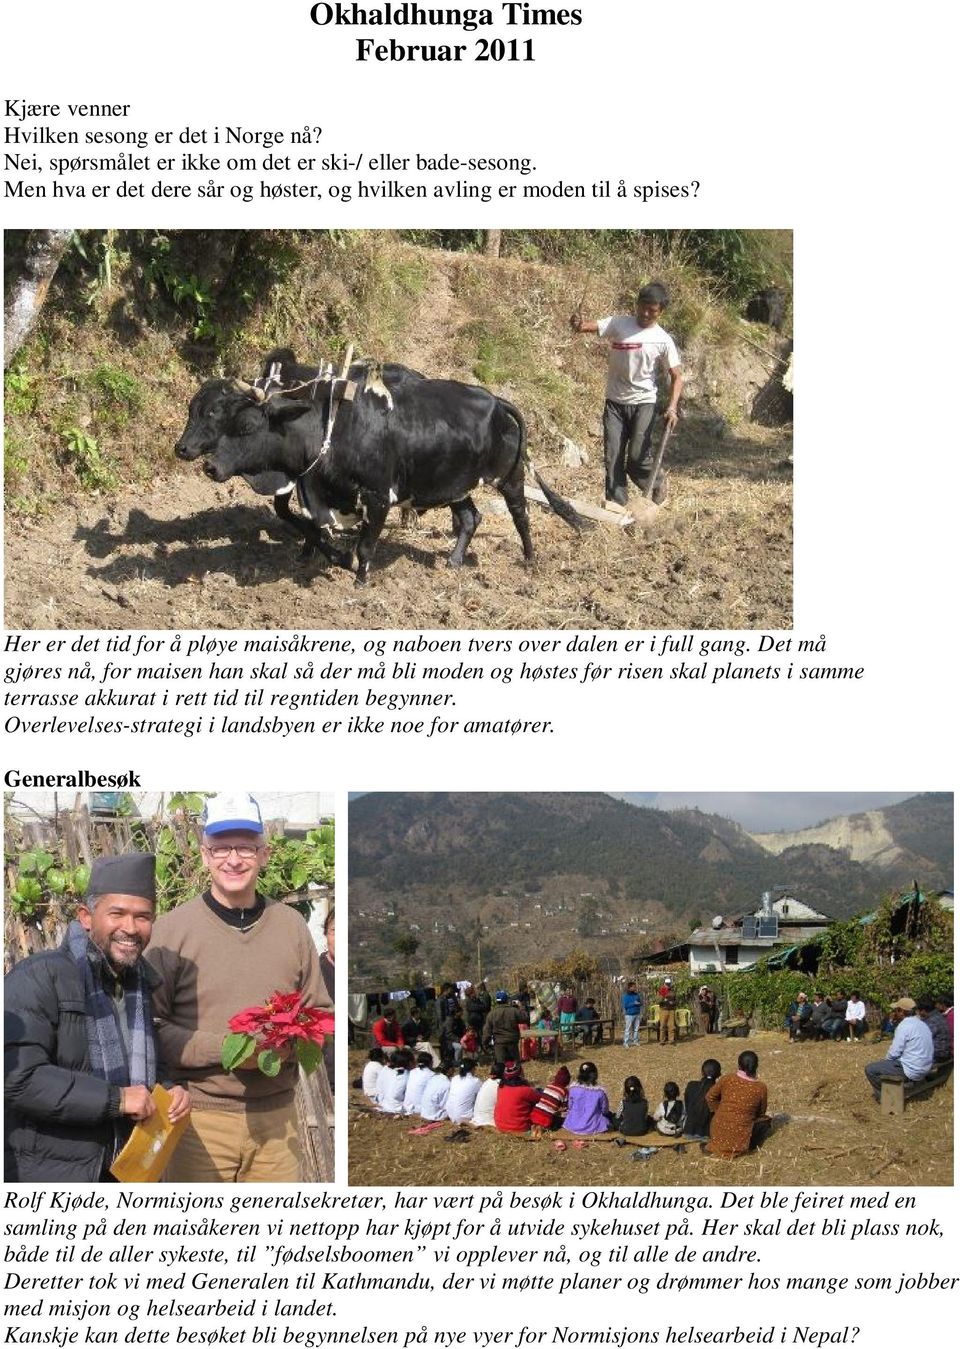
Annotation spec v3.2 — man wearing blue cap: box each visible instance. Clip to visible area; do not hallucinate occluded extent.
[4,853,189,1182]
[146,792,332,1183]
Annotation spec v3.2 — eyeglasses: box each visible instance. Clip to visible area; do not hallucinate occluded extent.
[203,844,262,860]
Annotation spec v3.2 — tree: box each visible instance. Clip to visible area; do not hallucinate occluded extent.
[392,933,421,986]
[4,229,73,368]
[483,230,502,258]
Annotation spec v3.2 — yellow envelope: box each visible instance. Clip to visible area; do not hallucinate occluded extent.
[110,1084,188,1183]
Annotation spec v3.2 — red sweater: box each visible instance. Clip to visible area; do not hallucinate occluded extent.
[373,1017,404,1048]
[494,1084,540,1132]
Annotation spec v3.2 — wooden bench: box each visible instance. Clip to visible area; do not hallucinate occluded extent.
[878,1062,953,1115]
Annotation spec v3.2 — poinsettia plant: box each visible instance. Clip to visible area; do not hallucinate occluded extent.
[221,991,334,1077]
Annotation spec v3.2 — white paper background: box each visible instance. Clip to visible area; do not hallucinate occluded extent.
[2,0,957,1340]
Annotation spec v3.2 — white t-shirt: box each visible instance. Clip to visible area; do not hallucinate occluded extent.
[419,1074,452,1120]
[402,1065,434,1115]
[375,1067,409,1114]
[472,1078,499,1126]
[846,999,866,1023]
[446,1073,482,1123]
[596,316,681,404]
[362,1060,382,1100]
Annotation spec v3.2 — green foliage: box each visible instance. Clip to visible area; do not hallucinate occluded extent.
[296,1039,324,1075]
[88,365,143,421]
[144,234,217,340]
[4,429,30,492]
[652,896,954,1029]
[68,230,121,305]
[650,229,792,304]
[257,1049,283,1077]
[61,426,117,490]
[221,1031,256,1071]
[258,825,335,899]
[4,362,35,416]
[153,822,205,914]
[6,846,92,919]
[168,791,210,815]
[7,797,333,928]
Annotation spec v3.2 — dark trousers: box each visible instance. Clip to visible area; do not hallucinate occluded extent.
[603,400,658,499]
[865,1058,907,1098]
[493,1039,520,1065]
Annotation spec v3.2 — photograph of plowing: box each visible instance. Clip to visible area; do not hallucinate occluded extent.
[4,230,792,630]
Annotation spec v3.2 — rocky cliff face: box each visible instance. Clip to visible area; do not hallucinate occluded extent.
[750,810,902,867]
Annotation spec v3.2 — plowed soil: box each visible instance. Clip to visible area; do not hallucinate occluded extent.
[4,424,791,631]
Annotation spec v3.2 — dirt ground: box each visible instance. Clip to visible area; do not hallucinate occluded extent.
[3,424,791,630]
[347,1032,953,1187]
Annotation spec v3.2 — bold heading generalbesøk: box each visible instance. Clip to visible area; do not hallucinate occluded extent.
[4,770,142,788]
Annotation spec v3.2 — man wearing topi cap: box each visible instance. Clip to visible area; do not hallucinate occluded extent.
[4,854,189,1182]
[146,792,332,1182]
[864,998,934,1101]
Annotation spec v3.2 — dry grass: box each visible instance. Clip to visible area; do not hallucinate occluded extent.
[347,1032,952,1188]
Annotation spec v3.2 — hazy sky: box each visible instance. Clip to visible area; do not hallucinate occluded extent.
[350,791,929,832]
[612,792,922,832]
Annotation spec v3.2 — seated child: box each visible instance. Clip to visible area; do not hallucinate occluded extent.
[361,1047,385,1100]
[529,1066,571,1138]
[653,1080,685,1136]
[563,1061,611,1134]
[536,1010,557,1057]
[375,1049,413,1114]
[683,1060,721,1140]
[419,1060,455,1121]
[446,1060,483,1123]
[402,1051,436,1116]
[459,1026,481,1060]
[615,1076,649,1136]
[471,1063,502,1126]
[493,1061,541,1133]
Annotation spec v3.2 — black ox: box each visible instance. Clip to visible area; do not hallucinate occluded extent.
[177,355,582,584]
[175,347,424,553]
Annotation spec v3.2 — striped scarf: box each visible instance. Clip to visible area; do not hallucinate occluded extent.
[66,919,156,1089]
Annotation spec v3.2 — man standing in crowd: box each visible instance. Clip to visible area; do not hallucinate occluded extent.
[483,990,525,1064]
[864,998,934,1101]
[658,977,678,1044]
[570,281,683,506]
[622,980,644,1047]
[146,793,331,1182]
[5,854,189,1182]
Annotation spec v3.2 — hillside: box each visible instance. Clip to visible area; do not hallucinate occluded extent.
[750,792,953,879]
[347,792,952,983]
[4,230,792,631]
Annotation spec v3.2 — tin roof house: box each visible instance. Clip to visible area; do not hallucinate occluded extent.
[687,891,833,974]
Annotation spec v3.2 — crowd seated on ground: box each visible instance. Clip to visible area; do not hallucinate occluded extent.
[356,1037,784,1162]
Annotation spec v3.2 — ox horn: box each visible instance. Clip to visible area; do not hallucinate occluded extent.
[231,379,266,403]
